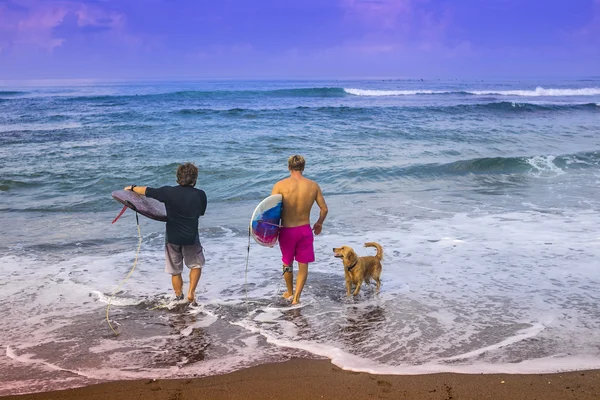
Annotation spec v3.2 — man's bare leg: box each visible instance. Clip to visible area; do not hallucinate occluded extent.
[292,262,308,305]
[187,268,201,302]
[172,274,183,298]
[282,264,293,300]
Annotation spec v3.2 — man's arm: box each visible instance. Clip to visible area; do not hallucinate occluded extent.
[199,190,207,216]
[271,181,281,195]
[126,185,170,204]
[124,185,147,196]
[312,185,328,235]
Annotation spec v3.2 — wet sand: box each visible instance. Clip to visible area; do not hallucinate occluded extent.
[3,358,599,400]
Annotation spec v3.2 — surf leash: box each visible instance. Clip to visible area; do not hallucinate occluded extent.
[256,220,282,228]
[244,226,251,313]
[112,200,139,224]
[106,211,142,336]
[111,205,128,224]
[251,221,284,300]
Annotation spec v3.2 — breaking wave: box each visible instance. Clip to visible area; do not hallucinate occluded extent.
[344,87,600,97]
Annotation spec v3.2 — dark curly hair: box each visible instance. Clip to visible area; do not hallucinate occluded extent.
[176,162,198,186]
[288,155,305,171]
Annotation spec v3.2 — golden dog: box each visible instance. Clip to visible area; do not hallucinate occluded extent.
[333,242,383,296]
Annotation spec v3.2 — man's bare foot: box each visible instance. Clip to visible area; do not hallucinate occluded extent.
[282,291,293,300]
[187,290,195,302]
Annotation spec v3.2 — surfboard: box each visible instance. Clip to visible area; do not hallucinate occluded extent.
[250,194,282,247]
[112,190,167,222]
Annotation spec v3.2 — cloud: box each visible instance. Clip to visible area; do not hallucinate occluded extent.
[579,0,600,42]
[15,4,68,50]
[75,3,124,31]
[333,0,468,65]
[0,0,126,52]
[341,0,412,29]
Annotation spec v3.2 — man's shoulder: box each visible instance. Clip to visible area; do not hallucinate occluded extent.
[302,177,319,188]
[181,186,206,196]
[167,185,206,198]
[192,187,207,196]
[278,177,319,187]
[148,185,174,193]
[274,177,292,188]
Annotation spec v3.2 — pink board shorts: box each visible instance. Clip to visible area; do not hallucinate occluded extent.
[279,224,315,266]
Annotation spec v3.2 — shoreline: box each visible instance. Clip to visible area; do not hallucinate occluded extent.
[3,359,599,400]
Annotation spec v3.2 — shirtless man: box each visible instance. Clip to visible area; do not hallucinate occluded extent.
[271,155,328,304]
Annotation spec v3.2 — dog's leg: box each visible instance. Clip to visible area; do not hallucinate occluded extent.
[353,279,363,296]
[345,278,352,296]
[373,262,382,294]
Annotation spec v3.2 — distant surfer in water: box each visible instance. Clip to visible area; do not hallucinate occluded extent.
[124,162,207,303]
[271,155,328,304]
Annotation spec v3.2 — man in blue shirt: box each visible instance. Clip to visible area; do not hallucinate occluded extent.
[125,162,207,303]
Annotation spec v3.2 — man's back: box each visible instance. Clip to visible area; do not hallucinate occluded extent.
[146,185,207,245]
[273,176,320,227]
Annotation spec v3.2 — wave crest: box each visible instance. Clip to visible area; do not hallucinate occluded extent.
[344,88,450,96]
[173,102,599,117]
[318,151,600,185]
[344,87,600,97]
[0,91,26,96]
[469,87,600,97]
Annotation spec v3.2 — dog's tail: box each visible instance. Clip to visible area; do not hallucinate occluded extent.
[364,242,383,260]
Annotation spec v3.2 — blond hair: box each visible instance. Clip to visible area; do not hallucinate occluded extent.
[288,155,305,171]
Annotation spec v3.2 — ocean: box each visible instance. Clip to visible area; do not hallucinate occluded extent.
[1,79,600,395]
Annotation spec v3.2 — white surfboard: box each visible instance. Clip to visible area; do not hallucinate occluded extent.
[250,194,283,247]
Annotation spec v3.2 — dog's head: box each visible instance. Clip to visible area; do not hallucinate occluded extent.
[333,246,358,265]
[333,246,349,258]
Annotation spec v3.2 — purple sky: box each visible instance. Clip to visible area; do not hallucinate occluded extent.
[0,0,598,79]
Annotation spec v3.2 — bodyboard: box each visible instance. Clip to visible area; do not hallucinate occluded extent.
[250,194,282,247]
[112,190,167,222]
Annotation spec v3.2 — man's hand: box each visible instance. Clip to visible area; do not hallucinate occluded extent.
[312,222,323,235]
[124,185,147,196]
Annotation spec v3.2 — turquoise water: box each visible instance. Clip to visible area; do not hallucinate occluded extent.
[1,79,600,394]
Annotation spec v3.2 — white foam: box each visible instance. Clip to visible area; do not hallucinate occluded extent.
[150,298,190,310]
[253,308,285,323]
[442,323,546,361]
[525,155,565,176]
[0,122,82,133]
[0,378,84,397]
[180,315,218,336]
[344,88,449,96]
[343,87,600,97]
[91,290,145,306]
[3,197,600,388]
[469,87,600,97]
[6,346,93,378]
[231,319,600,375]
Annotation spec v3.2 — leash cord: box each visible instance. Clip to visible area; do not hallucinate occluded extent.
[244,226,251,312]
[106,212,142,336]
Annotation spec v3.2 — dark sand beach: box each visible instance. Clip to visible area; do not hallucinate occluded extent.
[3,359,599,400]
